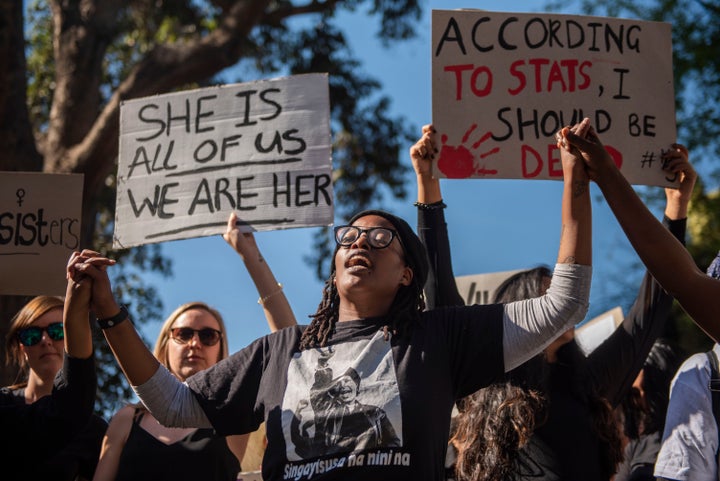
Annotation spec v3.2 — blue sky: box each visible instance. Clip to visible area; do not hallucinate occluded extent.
[140,1,656,353]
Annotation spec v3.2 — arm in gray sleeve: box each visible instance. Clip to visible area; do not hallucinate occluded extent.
[132,365,213,428]
[503,263,591,371]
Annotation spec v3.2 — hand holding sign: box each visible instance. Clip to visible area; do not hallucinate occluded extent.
[431,10,675,186]
[115,74,333,249]
[223,212,261,263]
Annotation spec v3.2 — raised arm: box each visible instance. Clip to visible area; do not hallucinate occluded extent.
[71,250,160,386]
[498,119,593,371]
[6,253,108,461]
[555,119,592,267]
[564,126,720,340]
[411,124,465,309]
[587,148,694,405]
[64,250,110,359]
[224,212,297,331]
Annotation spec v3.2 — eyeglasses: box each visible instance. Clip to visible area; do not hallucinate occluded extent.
[170,327,222,347]
[334,226,398,249]
[17,323,64,347]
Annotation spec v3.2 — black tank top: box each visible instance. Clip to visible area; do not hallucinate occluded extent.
[115,409,240,481]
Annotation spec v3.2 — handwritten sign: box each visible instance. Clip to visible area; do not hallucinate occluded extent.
[114,74,333,249]
[0,172,83,295]
[455,269,523,305]
[432,10,676,186]
[575,306,624,354]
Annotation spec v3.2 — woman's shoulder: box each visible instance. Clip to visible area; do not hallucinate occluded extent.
[0,386,24,406]
[108,404,141,426]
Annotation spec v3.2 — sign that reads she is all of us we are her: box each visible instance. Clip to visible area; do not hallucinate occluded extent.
[0,172,83,296]
[432,10,676,186]
[114,73,333,249]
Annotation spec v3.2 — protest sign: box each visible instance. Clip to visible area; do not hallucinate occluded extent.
[455,269,523,305]
[432,10,676,186]
[575,306,624,355]
[114,73,333,249]
[0,172,83,295]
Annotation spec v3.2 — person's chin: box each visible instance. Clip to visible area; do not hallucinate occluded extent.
[181,363,205,376]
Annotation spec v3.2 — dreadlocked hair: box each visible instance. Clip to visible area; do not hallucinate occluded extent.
[299,275,340,350]
[299,269,426,350]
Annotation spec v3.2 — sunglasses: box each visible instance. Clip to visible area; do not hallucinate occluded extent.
[334,226,398,249]
[170,327,222,347]
[17,322,64,347]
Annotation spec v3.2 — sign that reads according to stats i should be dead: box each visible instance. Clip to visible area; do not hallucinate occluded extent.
[432,10,676,186]
[0,172,83,296]
[114,73,333,249]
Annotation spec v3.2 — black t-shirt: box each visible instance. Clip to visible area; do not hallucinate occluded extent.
[187,307,504,481]
[0,355,102,479]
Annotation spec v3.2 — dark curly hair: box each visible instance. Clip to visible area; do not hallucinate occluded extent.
[453,266,624,480]
[453,355,548,481]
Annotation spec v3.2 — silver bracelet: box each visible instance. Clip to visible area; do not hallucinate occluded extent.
[258,283,283,305]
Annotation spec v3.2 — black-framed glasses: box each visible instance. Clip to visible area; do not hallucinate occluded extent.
[334,226,398,249]
[17,323,64,347]
[170,327,222,347]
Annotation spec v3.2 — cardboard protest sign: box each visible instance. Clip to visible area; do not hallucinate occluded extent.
[0,172,83,296]
[455,269,523,305]
[432,10,676,186]
[114,73,333,249]
[575,306,624,355]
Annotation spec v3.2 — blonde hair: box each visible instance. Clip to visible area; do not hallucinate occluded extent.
[152,302,229,371]
[4,296,65,387]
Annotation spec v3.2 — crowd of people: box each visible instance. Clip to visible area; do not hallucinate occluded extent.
[2,118,719,481]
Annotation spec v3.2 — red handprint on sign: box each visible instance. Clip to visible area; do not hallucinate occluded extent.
[437,124,500,178]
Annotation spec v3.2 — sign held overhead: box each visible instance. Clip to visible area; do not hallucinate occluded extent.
[115,73,333,249]
[432,10,676,186]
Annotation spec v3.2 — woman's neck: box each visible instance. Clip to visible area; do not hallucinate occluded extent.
[337,297,391,322]
[24,372,54,403]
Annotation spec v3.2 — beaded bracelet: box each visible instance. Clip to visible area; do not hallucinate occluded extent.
[258,283,283,305]
[97,305,129,330]
[413,200,447,210]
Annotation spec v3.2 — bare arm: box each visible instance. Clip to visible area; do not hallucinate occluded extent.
[564,127,720,340]
[502,120,593,370]
[91,406,134,481]
[224,212,297,332]
[226,434,249,468]
[64,251,113,359]
[502,128,594,368]
[556,119,592,267]
[72,250,161,386]
[663,144,696,221]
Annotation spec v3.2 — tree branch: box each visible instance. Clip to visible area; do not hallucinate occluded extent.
[263,0,343,26]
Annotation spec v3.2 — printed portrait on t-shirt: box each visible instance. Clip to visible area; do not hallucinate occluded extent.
[282,330,402,461]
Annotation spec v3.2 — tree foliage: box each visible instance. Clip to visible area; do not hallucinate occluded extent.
[1,0,420,414]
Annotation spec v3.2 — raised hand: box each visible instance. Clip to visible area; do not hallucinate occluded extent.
[559,120,615,182]
[410,124,442,204]
[69,249,119,318]
[223,211,260,263]
[662,144,696,220]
